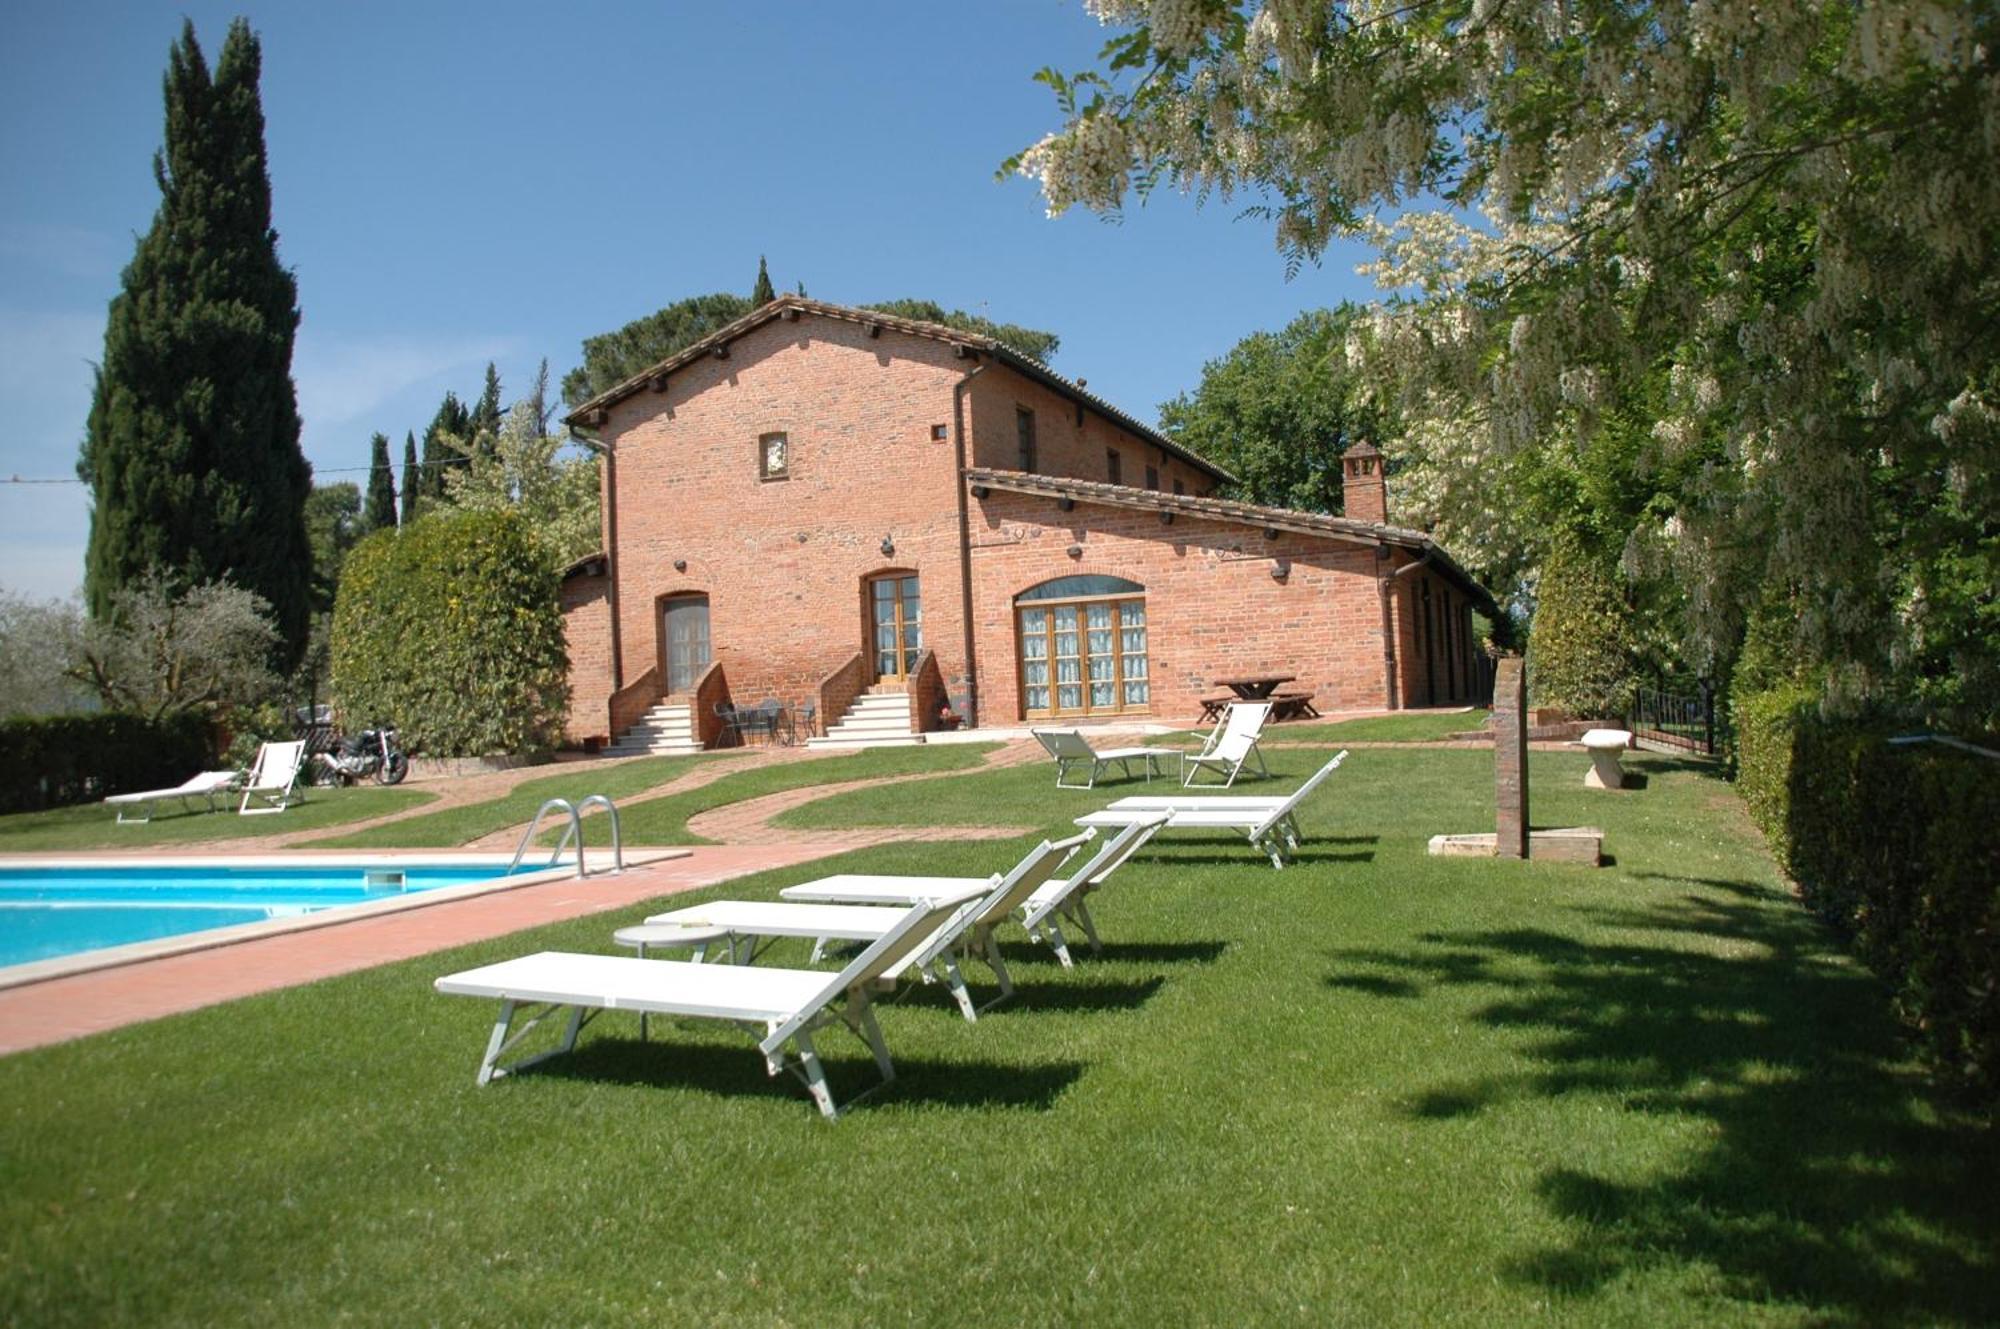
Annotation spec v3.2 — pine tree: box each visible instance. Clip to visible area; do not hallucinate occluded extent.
[419,391,469,501]
[364,432,396,530]
[77,19,313,666]
[752,256,776,304]
[468,362,502,462]
[400,432,420,525]
[526,358,552,436]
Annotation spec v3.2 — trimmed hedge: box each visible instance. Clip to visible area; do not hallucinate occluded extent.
[1736,690,2000,1104]
[0,711,215,814]
[1526,533,1635,718]
[329,508,567,757]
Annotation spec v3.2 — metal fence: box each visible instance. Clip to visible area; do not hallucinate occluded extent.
[1629,682,1723,756]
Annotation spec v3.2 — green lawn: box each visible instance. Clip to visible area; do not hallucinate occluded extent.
[0,785,435,853]
[3,747,1991,1325]
[305,751,738,849]
[1158,707,1490,745]
[572,742,1002,846]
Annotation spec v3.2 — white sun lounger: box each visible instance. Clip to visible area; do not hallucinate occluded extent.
[1180,702,1272,788]
[1089,749,1350,868]
[238,740,308,815]
[435,892,972,1121]
[1031,728,1166,789]
[780,816,1168,969]
[105,769,242,824]
[635,833,1094,1021]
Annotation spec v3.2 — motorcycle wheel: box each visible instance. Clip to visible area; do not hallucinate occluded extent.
[377,752,410,786]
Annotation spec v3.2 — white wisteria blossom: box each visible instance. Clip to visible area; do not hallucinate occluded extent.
[1015,0,2000,722]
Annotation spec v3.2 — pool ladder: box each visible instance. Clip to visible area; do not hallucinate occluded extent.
[508,795,624,879]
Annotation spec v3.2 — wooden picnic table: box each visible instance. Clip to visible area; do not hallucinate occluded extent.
[1200,675,1317,724]
[1212,675,1296,700]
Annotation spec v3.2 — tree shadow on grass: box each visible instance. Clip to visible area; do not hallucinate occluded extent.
[1323,879,2000,1323]
[545,1038,1083,1114]
[1002,939,1231,968]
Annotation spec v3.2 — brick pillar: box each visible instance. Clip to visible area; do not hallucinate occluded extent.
[1494,656,1528,859]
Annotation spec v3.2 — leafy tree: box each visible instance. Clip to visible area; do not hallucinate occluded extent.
[1157,306,1383,514]
[752,256,776,304]
[468,362,503,462]
[562,293,756,408]
[330,509,567,756]
[1527,533,1637,719]
[0,594,92,718]
[861,299,1060,366]
[438,403,602,567]
[76,18,312,667]
[562,293,1064,409]
[303,483,362,615]
[363,432,397,531]
[399,432,419,526]
[419,391,469,505]
[1016,3,2000,729]
[67,571,281,722]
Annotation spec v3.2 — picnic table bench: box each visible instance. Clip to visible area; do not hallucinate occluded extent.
[1199,675,1317,723]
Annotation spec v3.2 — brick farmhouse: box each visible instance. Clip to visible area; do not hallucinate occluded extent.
[560,296,1492,750]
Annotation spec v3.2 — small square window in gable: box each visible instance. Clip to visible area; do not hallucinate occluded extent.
[759,431,790,481]
[931,424,948,442]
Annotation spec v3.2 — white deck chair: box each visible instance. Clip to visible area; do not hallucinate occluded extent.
[776,817,1167,970]
[237,740,308,815]
[435,892,971,1121]
[1180,702,1272,788]
[1091,749,1350,868]
[105,770,241,824]
[636,833,1094,1021]
[1031,728,1166,789]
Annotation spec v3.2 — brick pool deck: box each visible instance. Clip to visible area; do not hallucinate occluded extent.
[0,844,837,1057]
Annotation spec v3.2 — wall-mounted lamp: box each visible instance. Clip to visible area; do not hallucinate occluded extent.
[1271,558,1292,581]
[1065,544,1084,559]
[673,559,687,573]
[880,536,895,557]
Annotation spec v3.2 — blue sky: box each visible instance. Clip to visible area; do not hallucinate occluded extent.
[0,3,1379,601]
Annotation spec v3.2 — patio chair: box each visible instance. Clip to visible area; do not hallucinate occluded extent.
[776,817,1168,970]
[434,892,972,1121]
[237,740,308,815]
[1180,702,1273,788]
[633,832,1094,1021]
[1090,749,1350,868]
[105,769,242,824]
[1031,727,1167,789]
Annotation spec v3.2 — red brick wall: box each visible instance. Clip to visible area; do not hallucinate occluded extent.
[966,489,1392,724]
[595,313,973,717]
[1389,564,1482,708]
[966,363,1220,497]
[560,570,612,745]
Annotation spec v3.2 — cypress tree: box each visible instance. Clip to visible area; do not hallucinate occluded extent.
[77,18,313,666]
[419,391,469,501]
[468,362,502,462]
[752,256,776,304]
[364,432,396,530]
[400,432,420,525]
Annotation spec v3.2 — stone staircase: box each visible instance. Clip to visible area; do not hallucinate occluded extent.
[808,685,926,749]
[605,701,704,756]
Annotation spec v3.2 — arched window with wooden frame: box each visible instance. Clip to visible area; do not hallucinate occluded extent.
[1015,575,1149,719]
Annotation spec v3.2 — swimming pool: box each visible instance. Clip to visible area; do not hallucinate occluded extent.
[0,859,528,971]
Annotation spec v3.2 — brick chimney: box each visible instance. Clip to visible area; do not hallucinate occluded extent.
[1341,440,1387,524]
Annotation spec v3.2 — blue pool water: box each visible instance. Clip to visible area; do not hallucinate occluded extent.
[0,862,516,969]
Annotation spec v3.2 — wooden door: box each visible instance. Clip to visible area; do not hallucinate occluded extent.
[663,596,711,694]
[869,574,921,682]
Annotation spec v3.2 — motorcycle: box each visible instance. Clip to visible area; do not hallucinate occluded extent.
[312,724,410,786]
